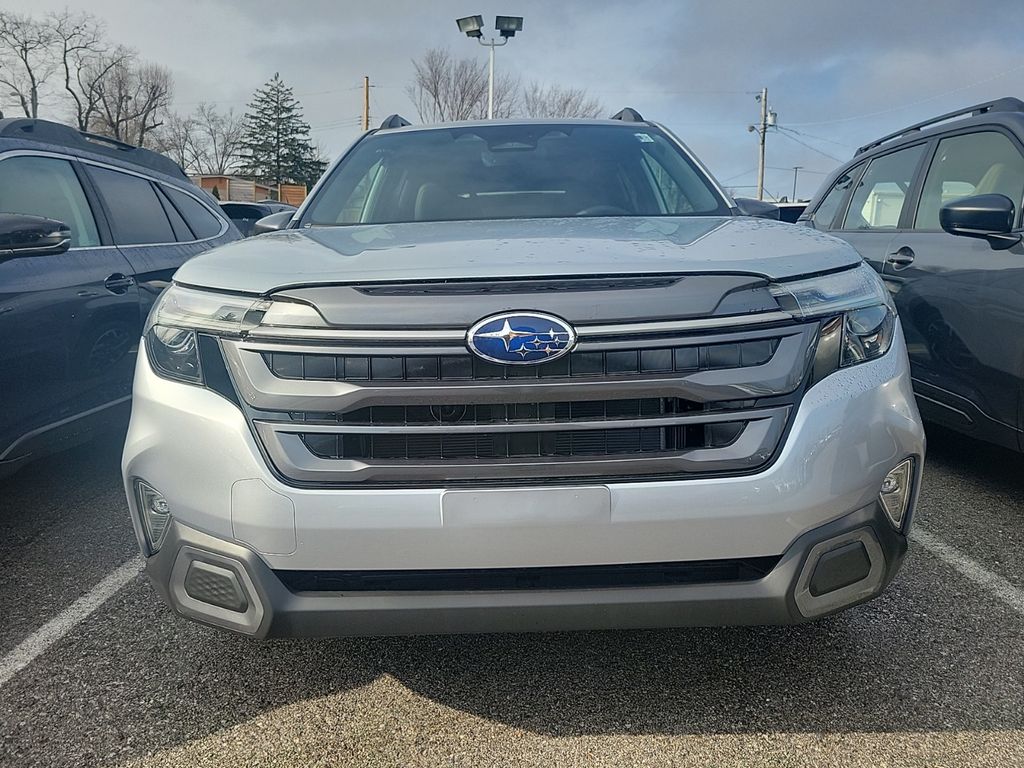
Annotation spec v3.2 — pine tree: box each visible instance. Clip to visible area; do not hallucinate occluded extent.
[238,73,323,187]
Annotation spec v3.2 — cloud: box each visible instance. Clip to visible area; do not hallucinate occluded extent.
[2,0,1020,200]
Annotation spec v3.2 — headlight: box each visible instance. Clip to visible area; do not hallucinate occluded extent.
[144,285,271,384]
[770,262,896,384]
[144,284,326,386]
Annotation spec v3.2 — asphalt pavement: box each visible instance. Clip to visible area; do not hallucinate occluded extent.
[0,424,1021,767]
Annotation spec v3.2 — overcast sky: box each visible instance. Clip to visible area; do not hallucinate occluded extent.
[6,0,1024,200]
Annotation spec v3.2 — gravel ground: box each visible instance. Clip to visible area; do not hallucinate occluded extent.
[0,425,1021,767]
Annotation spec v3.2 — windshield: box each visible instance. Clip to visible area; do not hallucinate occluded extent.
[303,123,729,225]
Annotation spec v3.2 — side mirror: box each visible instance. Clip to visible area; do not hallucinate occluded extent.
[0,213,71,259]
[940,193,1021,251]
[734,197,781,220]
[253,210,295,235]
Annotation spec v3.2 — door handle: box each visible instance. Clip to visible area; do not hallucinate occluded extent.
[103,273,135,294]
[886,246,915,269]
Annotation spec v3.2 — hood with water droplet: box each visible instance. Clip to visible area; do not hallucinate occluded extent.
[172,216,861,295]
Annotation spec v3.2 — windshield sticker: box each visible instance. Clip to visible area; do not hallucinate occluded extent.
[634,133,655,143]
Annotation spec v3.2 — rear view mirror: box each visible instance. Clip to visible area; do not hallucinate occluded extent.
[253,210,295,235]
[940,193,1021,251]
[734,198,781,220]
[0,213,71,259]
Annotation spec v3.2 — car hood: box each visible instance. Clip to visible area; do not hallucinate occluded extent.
[173,216,862,294]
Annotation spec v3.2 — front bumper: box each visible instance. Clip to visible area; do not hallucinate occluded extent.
[147,500,906,638]
[124,325,924,637]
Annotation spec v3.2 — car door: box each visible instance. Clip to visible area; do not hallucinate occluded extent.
[830,143,929,274]
[881,128,1024,448]
[82,166,230,327]
[0,154,140,466]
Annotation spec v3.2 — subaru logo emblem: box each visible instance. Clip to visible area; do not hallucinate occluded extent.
[467,312,577,365]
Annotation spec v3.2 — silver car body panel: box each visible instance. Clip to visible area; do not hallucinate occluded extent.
[171,216,861,296]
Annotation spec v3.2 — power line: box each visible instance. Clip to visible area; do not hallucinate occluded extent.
[777,128,853,150]
[775,127,844,162]
[767,165,830,175]
[720,167,758,183]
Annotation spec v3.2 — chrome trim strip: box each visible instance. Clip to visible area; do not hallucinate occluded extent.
[255,412,786,484]
[245,311,795,343]
[258,406,784,436]
[581,312,793,337]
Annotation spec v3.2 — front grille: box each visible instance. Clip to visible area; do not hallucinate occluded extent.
[262,338,779,383]
[224,317,816,486]
[275,556,782,593]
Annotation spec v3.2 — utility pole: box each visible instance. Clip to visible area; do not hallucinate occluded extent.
[361,75,370,131]
[755,88,768,201]
[791,166,803,201]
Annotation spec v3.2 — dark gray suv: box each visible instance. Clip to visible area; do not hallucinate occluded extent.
[0,119,239,477]
[801,97,1024,452]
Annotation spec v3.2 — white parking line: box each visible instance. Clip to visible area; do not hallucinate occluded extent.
[0,556,143,689]
[911,527,1024,617]
[0,527,1019,690]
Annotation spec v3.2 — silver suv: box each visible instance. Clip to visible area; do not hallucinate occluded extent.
[122,112,925,638]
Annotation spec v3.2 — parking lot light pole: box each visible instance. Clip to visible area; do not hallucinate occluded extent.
[456,15,524,119]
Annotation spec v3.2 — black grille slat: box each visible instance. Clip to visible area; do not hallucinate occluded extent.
[292,398,703,427]
[260,338,781,383]
[299,423,737,461]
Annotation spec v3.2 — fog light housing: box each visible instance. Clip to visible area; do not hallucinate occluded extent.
[879,459,914,529]
[136,480,171,553]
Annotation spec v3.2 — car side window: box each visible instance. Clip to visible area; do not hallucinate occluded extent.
[638,143,720,215]
[339,159,383,223]
[224,204,263,221]
[87,166,175,245]
[842,144,925,230]
[809,164,863,229]
[0,155,100,247]
[914,131,1024,230]
[163,186,223,240]
[154,185,193,242]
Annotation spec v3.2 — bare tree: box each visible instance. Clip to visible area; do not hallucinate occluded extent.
[0,12,55,118]
[523,82,603,119]
[406,47,519,122]
[51,11,132,132]
[91,58,173,146]
[192,102,244,174]
[154,110,199,170]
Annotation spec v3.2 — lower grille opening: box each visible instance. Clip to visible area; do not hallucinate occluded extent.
[275,557,781,593]
[299,422,746,461]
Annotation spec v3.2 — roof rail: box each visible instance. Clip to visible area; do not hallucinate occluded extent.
[610,107,644,122]
[855,97,1024,155]
[0,118,186,178]
[379,114,412,130]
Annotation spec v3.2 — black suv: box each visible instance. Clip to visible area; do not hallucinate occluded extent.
[801,97,1024,452]
[0,119,239,477]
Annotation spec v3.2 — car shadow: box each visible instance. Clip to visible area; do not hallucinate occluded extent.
[923,422,1024,496]
[2,426,1022,768]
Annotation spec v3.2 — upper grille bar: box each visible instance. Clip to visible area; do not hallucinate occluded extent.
[246,310,794,342]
